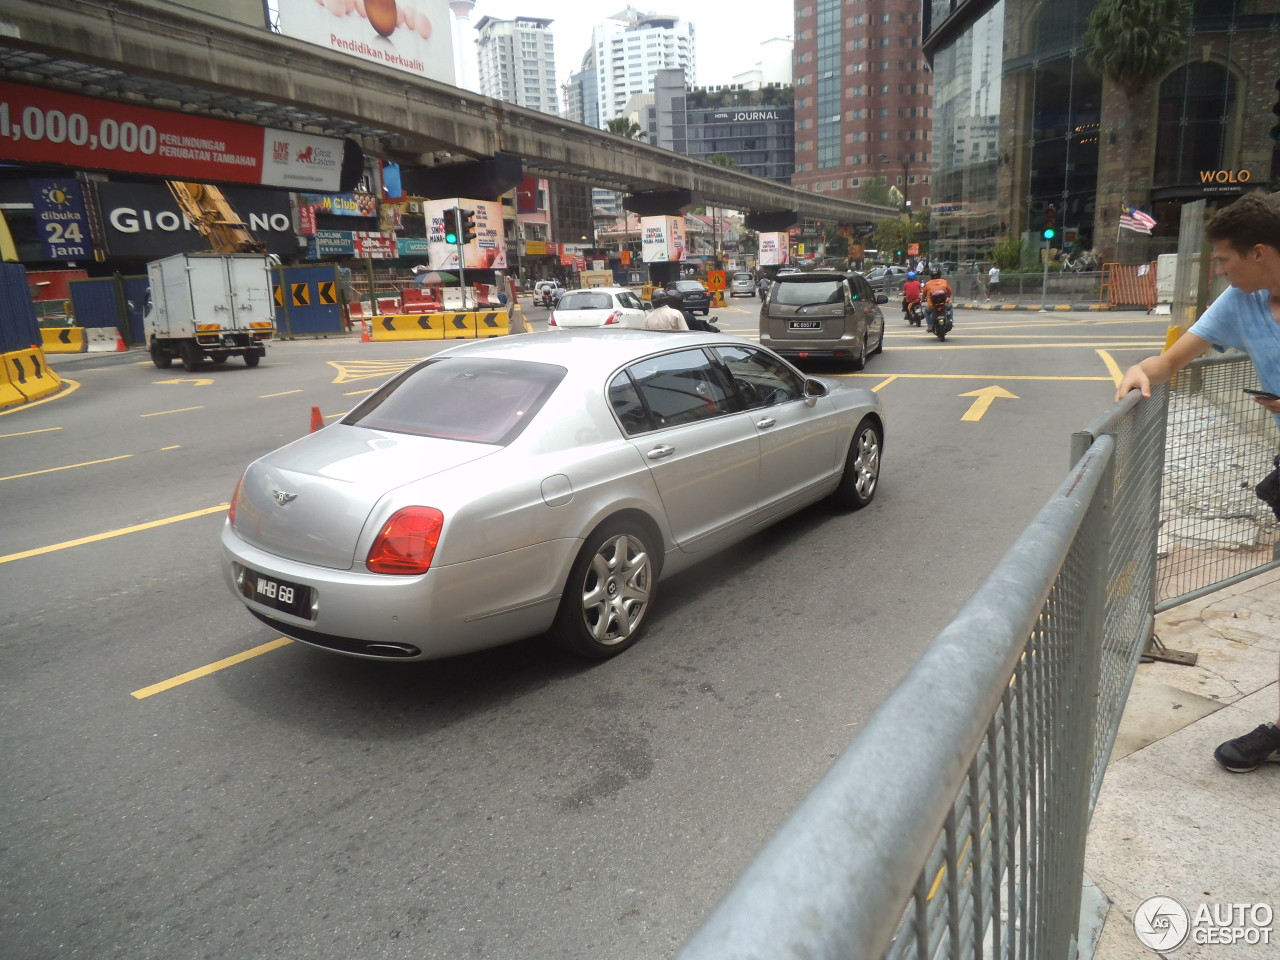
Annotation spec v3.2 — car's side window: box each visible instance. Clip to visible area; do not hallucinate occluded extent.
[713,345,805,409]
[619,292,642,310]
[628,349,735,428]
[608,371,653,436]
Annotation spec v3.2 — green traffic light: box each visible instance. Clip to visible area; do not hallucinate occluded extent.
[445,230,458,244]
[1043,228,1056,239]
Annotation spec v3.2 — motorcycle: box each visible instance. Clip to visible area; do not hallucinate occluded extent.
[905,298,925,327]
[537,288,555,308]
[926,290,954,341]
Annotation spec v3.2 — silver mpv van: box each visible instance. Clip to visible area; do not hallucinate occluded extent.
[759,270,888,368]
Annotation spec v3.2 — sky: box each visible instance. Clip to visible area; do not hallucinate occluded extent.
[464,1,794,92]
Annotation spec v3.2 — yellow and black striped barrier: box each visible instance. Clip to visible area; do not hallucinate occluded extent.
[40,327,87,353]
[0,347,63,408]
[368,311,511,341]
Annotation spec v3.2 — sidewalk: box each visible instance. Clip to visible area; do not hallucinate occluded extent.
[1086,569,1280,959]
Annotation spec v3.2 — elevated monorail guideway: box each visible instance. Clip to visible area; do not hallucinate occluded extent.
[0,0,894,226]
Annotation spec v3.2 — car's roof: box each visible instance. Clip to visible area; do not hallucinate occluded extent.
[671,279,706,287]
[437,329,741,368]
[773,270,847,281]
[560,286,631,295]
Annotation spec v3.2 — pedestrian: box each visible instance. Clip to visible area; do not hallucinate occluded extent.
[1115,190,1280,774]
[987,264,1002,301]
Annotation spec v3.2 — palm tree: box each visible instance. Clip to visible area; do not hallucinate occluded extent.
[1084,0,1190,259]
[604,116,646,141]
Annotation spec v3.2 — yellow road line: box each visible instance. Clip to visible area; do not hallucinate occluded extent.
[131,637,293,699]
[843,372,1112,382]
[161,445,181,451]
[1096,349,1125,384]
[343,388,377,396]
[869,375,899,392]
[0,503,228,565]
[1,454,132,482]
[140,406,204,417]
[0,426,62,439]
[260,389,303,398]
[0,377,80,416]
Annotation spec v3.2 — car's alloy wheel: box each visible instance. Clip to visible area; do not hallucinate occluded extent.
[831,417,882,510]
[551,522,655,659]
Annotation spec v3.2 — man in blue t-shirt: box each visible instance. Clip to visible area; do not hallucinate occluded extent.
[1116,191,1280,774]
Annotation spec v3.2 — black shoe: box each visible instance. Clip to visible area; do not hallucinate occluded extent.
[1213,722,1280,773]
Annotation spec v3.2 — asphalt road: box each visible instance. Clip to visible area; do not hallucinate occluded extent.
[1,305,1167,960]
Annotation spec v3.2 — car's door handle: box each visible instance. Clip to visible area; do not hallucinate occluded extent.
[646,444,675,460]
[755,417,776,429]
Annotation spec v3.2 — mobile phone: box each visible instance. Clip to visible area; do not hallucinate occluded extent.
[1244,389,1280,400]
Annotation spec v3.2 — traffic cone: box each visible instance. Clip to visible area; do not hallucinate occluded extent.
[310,405,323,433]
[360,320,371,343]
[114,329,126,352]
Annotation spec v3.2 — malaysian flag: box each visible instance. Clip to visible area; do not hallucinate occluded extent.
[1119,202,1158,235]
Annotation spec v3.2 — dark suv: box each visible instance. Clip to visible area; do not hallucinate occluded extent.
[667,279,711,315]
[759,270,887,368]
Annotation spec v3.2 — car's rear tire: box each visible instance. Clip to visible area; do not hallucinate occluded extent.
[244,350,261,367]
[549,521,657,659]
[848,333,867,371]
[180,341,202,372]
[831,417,882,510]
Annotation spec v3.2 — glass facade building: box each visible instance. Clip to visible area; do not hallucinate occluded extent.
[924,0,1280,264]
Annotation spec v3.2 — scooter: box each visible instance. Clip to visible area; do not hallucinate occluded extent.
[926,290,954,341]
[905,298,925,327]
[537,288,555,308]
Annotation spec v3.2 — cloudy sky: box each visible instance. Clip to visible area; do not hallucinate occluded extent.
[465,2,794,91]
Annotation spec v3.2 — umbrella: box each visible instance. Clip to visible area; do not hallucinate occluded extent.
[413,270,457,284]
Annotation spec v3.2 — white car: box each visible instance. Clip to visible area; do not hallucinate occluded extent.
[549,287,650,329]
[730,272,756,297]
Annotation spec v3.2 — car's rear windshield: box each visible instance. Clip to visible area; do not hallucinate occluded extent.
[733,273,752,281]
[344,357,566,444]
[558,291,613,310]
[772,279,845,306]
[673,281,705,292]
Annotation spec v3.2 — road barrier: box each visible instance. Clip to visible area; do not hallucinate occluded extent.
[367,310,511,342]
[40,326,87,353]
[1,347,63,406]
[474,310,509,338]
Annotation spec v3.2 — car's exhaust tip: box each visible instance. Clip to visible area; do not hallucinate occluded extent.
[362,642,422,658]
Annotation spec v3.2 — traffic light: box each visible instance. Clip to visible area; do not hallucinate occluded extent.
[459,208,477,245]
[442,207,459,245]
[1043,205,1057,241]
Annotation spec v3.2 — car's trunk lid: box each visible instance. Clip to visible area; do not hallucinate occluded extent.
[232,426,496,569]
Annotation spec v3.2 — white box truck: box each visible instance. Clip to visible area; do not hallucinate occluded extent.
[145,252,275,371]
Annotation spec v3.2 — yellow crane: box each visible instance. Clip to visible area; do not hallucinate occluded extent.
[165,181,267,254]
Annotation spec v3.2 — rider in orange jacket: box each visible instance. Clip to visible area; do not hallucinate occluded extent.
[921,269,954,332]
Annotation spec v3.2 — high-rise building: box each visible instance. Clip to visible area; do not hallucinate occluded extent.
[475,15,559,116]
[564,50,600,128]
[791,0,932,209]
[590,7,695,127]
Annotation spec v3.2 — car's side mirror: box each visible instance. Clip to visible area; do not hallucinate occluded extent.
[643,302,653,311]
[804,378,829,399]
[876,293,889,304]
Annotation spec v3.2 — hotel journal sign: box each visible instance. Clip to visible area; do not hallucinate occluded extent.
[0,80,349,191]
[711,110,785,122]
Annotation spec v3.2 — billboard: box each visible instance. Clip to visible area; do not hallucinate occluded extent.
[0,81,349,192]
[277,0,455,86]
[93,181,296,259]
[425,199,507,270]
[640,216,686,263]
[758,232,789,266]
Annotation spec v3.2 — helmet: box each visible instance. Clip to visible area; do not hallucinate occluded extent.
[651,289,675,309]
[931,267,943,278]
[906,271,917,280]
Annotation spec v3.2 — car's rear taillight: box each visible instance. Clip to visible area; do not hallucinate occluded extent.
[366,507,444,575]
[548,313,557,326]
[228,474,244,527]
[603,311,621,325]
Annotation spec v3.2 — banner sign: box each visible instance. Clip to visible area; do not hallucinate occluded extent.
[277,0,455,86]
[425,198,507,270]
[93,181,295,259]
[306,230,396,259]
[397,236,430,257]
[353,232,396,258]
[27,177,95,261]
[298,192,379,217]
[641,216,686,263]
[758,232,789,266]
[0,80,346,191]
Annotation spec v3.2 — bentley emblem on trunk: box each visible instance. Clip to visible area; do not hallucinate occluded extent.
[273,490,298,506]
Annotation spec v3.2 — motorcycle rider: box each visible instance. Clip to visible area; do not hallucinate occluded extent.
[921,267,954,333]
[901,271,923,324]
[534,278,560,308]
[644,289,690,331]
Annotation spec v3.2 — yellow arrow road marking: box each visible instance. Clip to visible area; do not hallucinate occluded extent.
[960,385,1020,421]
[154,378,214,386]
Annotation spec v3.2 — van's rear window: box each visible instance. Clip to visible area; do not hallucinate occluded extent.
[344,358,566,444]
[772,280,844,305]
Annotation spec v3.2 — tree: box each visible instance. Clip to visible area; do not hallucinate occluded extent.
[1084,0,1190,260]
[872,217,915,263]
[859,177,892,208]
[605,116,646,141]
[707,153,737,169]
